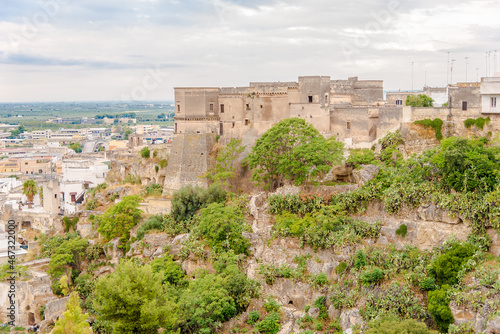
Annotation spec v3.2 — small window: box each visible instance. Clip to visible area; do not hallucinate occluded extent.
[462,101,468,111]
[347,121,351,130]
[246,104,250,110]
[220,104,224,113]
[209,103,214,111]
[25,162,28,165]
[177,105,180,112]
[325,94,328,101]
[245,119,250,126]
[308,96,313,103]
[232,122,235,128]
[54,194,57,199]
[492,97,497,107]
[260,105,263,108]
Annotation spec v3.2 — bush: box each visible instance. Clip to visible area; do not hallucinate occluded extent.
[448,322,476,334]
[464,117,490,130]
[360,267,385,286]
[335,262,347,275]
[395,224,407,238]
[196,202,250,254]
[310,272,329,288]
[255,312,281,334]
[428,285,454,333]
[62,216,79,233]
[248,311,261,325]
[140,146,150,158]
[122,174,142,185]
[419,277,436,291]
[142,183,162,197]
[366,315,438,334]
[136,215,164,240]
[264,296,281,313]
[354,250,366,269]
[171,184,226,222]
[428,242,476,286]
[347,148,376,166]
[414,118,443,140]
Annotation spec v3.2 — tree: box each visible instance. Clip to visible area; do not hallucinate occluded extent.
[428,285,454,333]
[70,143,82,153]
[53,292,92,334]
[93,260,177,333]
[9,125,25,139]
[196,202,250,255]
[203,138,245,188]
[140,146,150,159]
[123,128,133,140]
[48,236,88,279]
[405,94,434,107]
[22,180,38,206]
[96,195,143,244]
[246,118,344,190]
[432,137,499,192]
[171,184,226,222]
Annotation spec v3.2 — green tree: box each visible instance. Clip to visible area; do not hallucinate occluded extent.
[70,142,82,153]
[123,128,133,140]
[428,285,454,333]
[93,260,177,334]
[428,242,475,286]
[405,94,434,107]
[177,272,237,333]
[22,180,38,206]
[432,137,499,192]
[171,184,226,222]
[9,125,25,138]
[203,139,245,188]
[140,146,150,159]
[96,195,143,244]
[53,292,92,334]
[246,118,344,190]
[150,254,186,286]
[196,202,250,255]
[48,237,88,279]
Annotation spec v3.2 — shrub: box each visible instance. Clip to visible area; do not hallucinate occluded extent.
[122,174,142,185]
[419,277,436,291]
[255,312,281,334]
[248,311,261,325]
[406,94,434,107]
[310,272,329,288]
[264,296,281,313]
[143,183,163,197]
[428,242,476,286]
[136,215,164,240]
[395,224,407,238]
[140,146,150,158]
[196,202,250,254]
[354,250,366,269]
[313,296,328,320]
[360,267,385,286]
[448,322,476,334]
[335,262,347,275]
[366,315,438,334]
[171,184,226,222]
[464,117,490,130]
[159,158,169,168]
[85,198,97,210]
[62,216,79,233]
[428,285,454,333]
[347,148,376,166]
[414,118,443,140]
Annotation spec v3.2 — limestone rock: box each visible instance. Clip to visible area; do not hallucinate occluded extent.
[308,306,320,318]
[352,165,379,186]
[417,203,461,224]
[169,234,190,258]
[105,238,124,264]
[44,296,69,323]
[484,317,500,334]
[94,266,114,277]
[340,308,363,331]
[328,305,340,320]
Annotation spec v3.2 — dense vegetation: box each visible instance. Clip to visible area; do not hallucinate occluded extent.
[36,124,500,334]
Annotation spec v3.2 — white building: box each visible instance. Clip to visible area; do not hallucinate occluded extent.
[480,73,500,114]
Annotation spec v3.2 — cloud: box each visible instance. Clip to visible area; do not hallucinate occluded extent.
[0,0,498,101]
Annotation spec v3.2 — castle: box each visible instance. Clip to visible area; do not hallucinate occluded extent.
[164,75,500,191]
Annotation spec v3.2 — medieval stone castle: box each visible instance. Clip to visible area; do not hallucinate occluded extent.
[164,75,500,190]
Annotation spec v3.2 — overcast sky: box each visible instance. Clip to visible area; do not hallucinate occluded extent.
[0,0,499,102]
